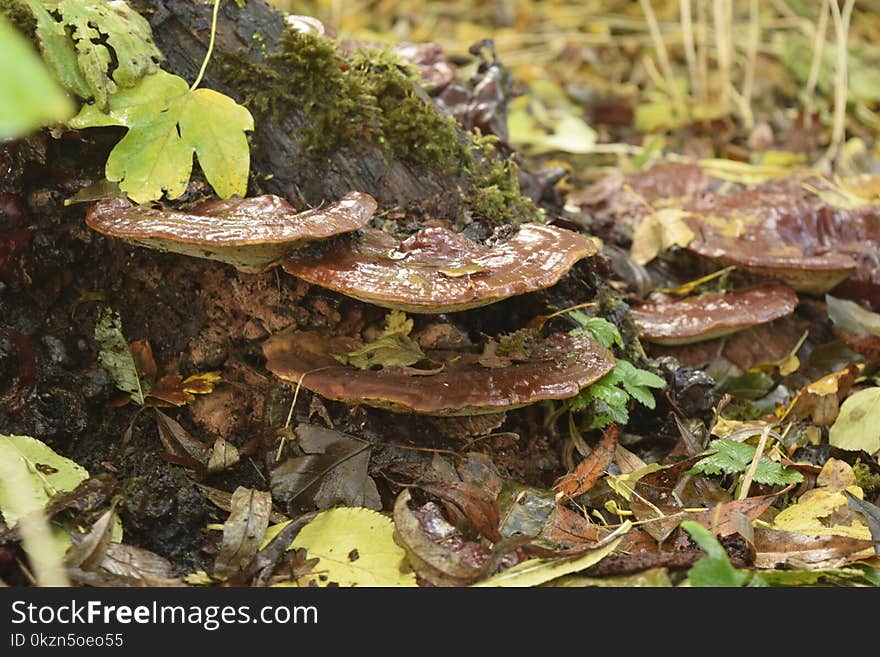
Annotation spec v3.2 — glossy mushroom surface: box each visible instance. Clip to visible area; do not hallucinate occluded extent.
[262,330,615,415]
[282,223,597,312]
[682,179,861,295]
[630,283,799,345]
[86,191,377,273]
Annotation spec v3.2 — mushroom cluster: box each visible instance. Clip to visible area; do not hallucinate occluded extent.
[86,189,614,419]
[572,161,880,347]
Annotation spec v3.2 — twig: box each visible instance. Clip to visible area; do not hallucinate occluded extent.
[804,0,830,133]
[680,0,702,102]
[740,0,760,129]
[738,424,771,500]
[823,0,856,169]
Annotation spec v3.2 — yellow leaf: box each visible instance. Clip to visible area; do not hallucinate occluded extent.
[698,158,814,185]
[472,531,626,587]
[630,209,695,265]
[284,507,417,587]
[772,459,872,541]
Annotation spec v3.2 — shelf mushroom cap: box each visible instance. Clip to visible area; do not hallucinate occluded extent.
[281,223,598,313]
[630,283,799,345]
[85,191,378,273]
[262,330,616,415]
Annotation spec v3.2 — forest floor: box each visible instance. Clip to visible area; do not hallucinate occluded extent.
[1,0,879,588]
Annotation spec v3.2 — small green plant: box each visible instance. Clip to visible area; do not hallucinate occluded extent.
[17,0,253,203]
[566,313,665,429]
[686,438,803,486]
[681,521,767,587]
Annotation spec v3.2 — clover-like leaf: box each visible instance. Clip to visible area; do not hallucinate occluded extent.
[71,69,254,202]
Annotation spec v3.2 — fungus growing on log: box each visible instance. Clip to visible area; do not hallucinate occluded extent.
[630,283,799,345]
[261,330,615,415]
[85,191,377,273]
[281,223,597,312]
[683,179,861,295]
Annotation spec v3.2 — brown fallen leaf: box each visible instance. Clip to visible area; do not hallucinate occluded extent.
[555,423,620,499]
[687,489,789,536]
[782,364,859,425]
[146,372,222,406]
[539,504,606,548]
[213,487,272,580]
[392,489,483,587]
[64,505,116,572]
[754,527,877,569]
[154,409,210,469]
[206,436,240,474]
[129,338,157,380]
[100,543,183,586]
[417,480,502,543]
[630,455,705,542]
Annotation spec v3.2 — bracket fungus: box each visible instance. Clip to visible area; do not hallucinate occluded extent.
[85,191,377,273]
[281,223,597,312]
[682,179,861,295]
[261,330,615,415]
[630,283,799,345]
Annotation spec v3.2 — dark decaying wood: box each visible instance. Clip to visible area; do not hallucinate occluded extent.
[130,0,474,213]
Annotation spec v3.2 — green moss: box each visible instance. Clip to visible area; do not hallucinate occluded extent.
[854,461,880,495]
[0,0,37,37]
[463,136,541,224]
[218,30,461,169]
[217,29,545,224]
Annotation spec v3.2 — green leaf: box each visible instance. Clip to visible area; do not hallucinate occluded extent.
[0,16,74,139]
[0,434,88,528]
[71,69,254,202]
[829,388,880,454]
[569,314,623,349]
[687,438,803,486]
[24,0,161,107]
[334,310,426,370]
[472,533,625,587]
[94,306,146,405]
[286,507,417,587]
[681,521,754,587]
[615,360,665,409]
[22,0,91,98]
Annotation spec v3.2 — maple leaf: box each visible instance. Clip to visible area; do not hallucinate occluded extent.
[71,70,254,202]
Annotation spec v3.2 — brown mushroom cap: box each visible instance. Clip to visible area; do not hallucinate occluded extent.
[630,283,799,345]
[282,224,597,312]
[683,179,859,294]
[262,330,615,415]
[85,192,377,273]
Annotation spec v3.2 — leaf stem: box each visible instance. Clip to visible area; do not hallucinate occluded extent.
[191,0,222,91]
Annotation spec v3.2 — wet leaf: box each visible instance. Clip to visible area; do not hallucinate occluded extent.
[687,439,803,486]
[471,529,626,587]
[549,567,673,587]
[94,306,146,405]
[392,490,482,586]
[288,507,417,587]
[71,69,253,203]
[498,481,557,539]
[417,481,501,542]
[687,493,784,537]
[555,423,620,498]
[826,295,880,337]
[214,487,272,580]
[270,425,380,510]
[829,387,880,453]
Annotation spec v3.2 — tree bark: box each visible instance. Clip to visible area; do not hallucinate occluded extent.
[131,0,471,213]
